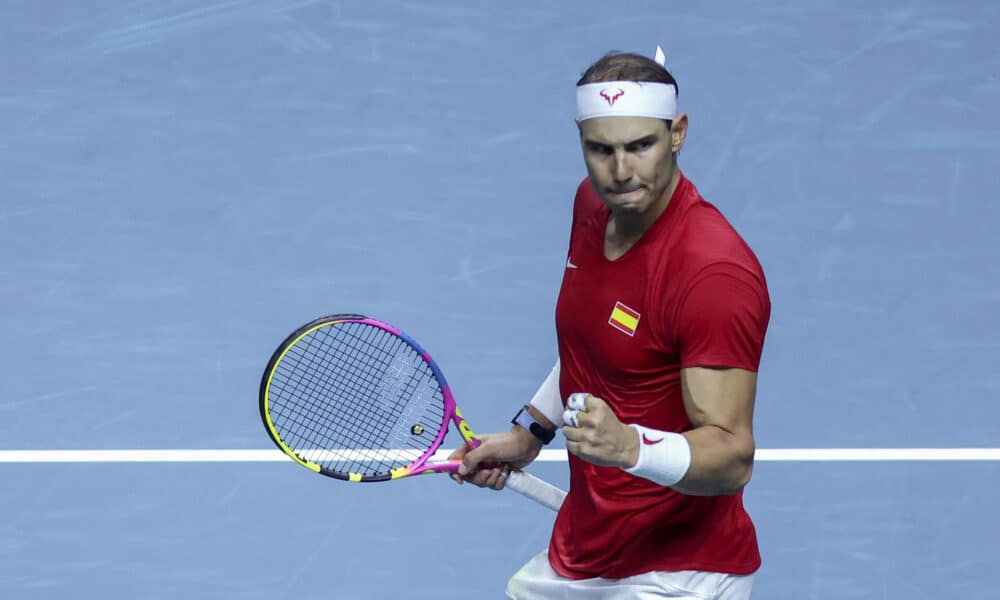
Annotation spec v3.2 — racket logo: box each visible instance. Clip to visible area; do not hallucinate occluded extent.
[454,406,477,444]
[600,87,625,107]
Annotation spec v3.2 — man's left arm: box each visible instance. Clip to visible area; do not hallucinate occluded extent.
[669,262,767,495]
[563,367,756,496]
[670,366,756,496]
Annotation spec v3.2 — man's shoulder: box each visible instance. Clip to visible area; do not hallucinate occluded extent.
[667,195,765,284]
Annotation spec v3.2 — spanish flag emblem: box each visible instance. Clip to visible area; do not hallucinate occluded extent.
[608,301,640,336]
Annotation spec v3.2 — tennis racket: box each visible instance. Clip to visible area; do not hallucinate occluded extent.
[259,313,567,512]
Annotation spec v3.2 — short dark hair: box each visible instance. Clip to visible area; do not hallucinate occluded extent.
[577,51,679,95]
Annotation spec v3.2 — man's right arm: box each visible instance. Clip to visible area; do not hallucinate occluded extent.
[449,361,562,490]
[450,427,544,490]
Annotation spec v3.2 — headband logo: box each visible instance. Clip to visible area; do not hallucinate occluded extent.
[599,88,625,107]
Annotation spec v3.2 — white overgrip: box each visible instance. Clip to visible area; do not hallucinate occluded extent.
[505,471,566,512]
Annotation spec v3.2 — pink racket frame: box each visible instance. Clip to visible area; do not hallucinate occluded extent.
[345,316,481,480]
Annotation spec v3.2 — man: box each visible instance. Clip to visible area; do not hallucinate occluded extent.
[451,47,770,599]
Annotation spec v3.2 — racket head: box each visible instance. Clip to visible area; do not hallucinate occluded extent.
[260,314,475,482]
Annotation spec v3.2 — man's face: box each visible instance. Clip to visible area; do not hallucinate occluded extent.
[578,116,681,216]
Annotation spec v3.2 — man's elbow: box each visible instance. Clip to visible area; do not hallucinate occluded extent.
[723,441,756,494]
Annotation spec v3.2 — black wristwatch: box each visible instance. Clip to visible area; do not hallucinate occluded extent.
[511,406,556,445]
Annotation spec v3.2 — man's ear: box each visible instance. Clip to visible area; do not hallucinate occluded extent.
[671,113,689,153]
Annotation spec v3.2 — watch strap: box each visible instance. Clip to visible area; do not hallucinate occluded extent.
[512,406,556,445]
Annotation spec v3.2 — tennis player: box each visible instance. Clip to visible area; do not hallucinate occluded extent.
[450,47,770,600]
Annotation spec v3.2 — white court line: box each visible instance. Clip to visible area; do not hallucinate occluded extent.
[0,448,999,463]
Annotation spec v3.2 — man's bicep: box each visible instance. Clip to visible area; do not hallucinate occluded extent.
[677,366,758,495]
[680,366,756,434]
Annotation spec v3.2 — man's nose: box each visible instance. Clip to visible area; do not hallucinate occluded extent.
[612,151,632,183]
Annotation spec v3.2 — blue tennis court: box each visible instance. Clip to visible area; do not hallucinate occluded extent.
[2,1,998,598]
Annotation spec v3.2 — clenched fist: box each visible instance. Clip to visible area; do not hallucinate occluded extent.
[562,393,639,469]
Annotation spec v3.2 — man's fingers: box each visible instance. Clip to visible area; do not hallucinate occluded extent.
[562,423,583,442]
[449,431,532,489]
[568,392,590,411]
[566,440,580,458]
[496,466,511,490]
[449,444,471,483]
[457,444,510,489]
[459,445,485,476]
[465,466,505,489]
[565,392,594,428]
[484,465,512,490]
[447,444,469,463]
[459,443,510,479]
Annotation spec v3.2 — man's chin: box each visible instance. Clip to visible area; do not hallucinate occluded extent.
[606,197,647,214]
[602,189,647,211]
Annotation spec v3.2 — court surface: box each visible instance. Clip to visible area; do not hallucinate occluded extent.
[2,1,998,598]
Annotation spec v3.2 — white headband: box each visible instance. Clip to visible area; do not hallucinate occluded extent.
[576,45,677,121]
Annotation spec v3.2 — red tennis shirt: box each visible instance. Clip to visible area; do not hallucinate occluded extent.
[549,172,770,579]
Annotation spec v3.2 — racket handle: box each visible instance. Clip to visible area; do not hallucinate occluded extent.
[505,471,567,512]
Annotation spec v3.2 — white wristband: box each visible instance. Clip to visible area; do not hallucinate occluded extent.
[528,359,563,428]
[622,424,691,487]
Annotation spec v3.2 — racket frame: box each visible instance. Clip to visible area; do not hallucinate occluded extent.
[260,314,480,483]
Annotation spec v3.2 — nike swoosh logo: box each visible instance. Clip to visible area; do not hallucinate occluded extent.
[642,434,664,446]
[566,258,578,269]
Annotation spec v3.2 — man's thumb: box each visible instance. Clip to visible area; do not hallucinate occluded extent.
[458,444,484,476]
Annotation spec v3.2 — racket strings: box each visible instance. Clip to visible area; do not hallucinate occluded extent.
[273,329,372,449]
[284,329,385,445]
[267,321,446,477]
[328,325,434,454]
[272,325,394,455]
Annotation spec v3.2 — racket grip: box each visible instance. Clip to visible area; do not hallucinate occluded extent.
[505,471,567,512]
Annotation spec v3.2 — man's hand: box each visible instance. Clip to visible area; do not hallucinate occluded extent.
[447,427,543,490]
[562,393,638,468]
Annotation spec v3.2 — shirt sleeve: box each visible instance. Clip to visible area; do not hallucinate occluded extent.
[675,263,770,371]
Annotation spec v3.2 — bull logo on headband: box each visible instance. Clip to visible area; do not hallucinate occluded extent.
[599,88,625,107]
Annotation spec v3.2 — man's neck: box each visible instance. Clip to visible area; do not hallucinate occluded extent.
[605,170,681,257]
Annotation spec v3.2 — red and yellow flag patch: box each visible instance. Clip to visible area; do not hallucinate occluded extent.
[608,301,640,336]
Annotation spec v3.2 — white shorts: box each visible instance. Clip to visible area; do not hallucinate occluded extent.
[506,550,754,600]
